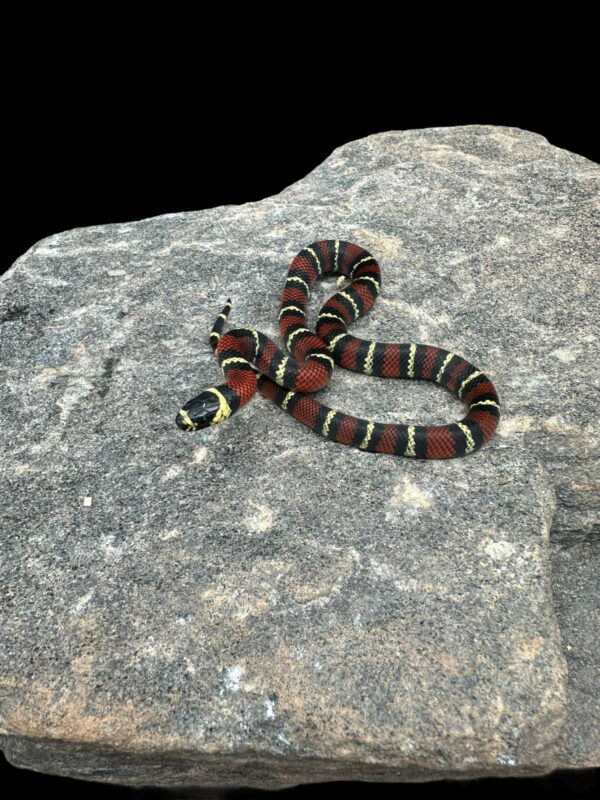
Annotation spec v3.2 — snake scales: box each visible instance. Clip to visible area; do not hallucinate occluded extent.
[175,240,500,458]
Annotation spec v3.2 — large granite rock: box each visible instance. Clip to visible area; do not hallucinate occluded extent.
[0,125,598,788]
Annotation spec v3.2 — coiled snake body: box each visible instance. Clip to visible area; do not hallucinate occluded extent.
[176,240,500,458]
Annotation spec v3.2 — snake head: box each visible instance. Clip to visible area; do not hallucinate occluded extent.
[175,386,233,432]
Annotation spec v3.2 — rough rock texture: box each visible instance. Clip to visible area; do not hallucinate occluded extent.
[0,125,598,788]
[552,539,600,766]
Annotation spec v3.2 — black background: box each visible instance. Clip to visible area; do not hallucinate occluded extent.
[3,69,599,274]
[2,23,597,800]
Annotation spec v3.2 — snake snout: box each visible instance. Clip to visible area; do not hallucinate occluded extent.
[175,389,224,432]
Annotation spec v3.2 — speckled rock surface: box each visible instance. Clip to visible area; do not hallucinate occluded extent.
[1,125,598,787]
[552,538,600,767]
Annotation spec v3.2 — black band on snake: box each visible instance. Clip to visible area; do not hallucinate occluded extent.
[175,240,500,458]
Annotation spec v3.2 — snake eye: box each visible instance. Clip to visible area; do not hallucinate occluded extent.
[175,390,223,431]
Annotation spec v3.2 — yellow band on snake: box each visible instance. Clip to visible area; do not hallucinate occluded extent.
[205,387,232,424]
[177,408,197,430]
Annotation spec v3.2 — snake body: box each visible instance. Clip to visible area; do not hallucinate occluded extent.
[176,240,500,458]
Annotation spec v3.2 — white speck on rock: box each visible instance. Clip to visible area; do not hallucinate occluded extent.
[83,496,92,507]
[12,463,33,474]
[386,477,434,520]
[220,665,243,695]
[161,465,184,482]
[264,697,276,719]
[550,345,582,363]
[184,658,196,675]
[497,754,518,766]
[497,416,534,435]
[245,502,274,533]
[485,541,516,561]
[394,577,421,592]
[159,528,181,541]
[193,447,209,463]
[73,589,94,614]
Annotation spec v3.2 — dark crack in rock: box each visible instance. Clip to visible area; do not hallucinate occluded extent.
[1,125,598,788]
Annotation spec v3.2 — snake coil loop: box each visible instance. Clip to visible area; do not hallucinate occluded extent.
[176,240,500,458]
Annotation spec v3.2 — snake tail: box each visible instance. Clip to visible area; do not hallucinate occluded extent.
[208,299,232,351]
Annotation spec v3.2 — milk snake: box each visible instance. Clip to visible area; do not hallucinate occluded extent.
[175,240,500,458]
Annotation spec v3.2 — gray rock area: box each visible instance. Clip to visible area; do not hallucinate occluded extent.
[0,125,598,788]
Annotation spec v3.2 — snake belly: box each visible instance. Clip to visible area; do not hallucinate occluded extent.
[176,239,500,458]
